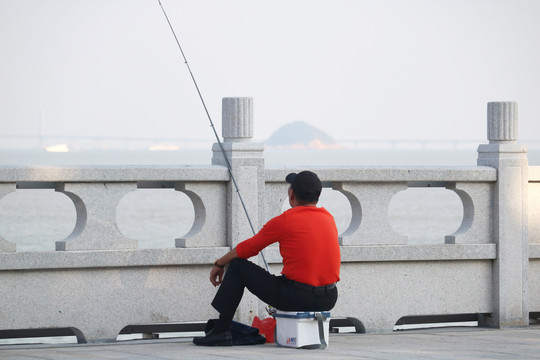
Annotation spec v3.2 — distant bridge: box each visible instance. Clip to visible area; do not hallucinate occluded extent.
[0,134,539,151]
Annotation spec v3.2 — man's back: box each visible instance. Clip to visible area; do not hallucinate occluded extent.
[236,206,340,286]
[277,206,340,286]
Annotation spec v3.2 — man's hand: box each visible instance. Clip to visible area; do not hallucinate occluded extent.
[209,248,238,287]
[210,266,225,287]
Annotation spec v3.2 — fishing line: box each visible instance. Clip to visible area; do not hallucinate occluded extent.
[157,0,270,272]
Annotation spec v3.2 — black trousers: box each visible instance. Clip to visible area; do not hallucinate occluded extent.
[211,258,338,319]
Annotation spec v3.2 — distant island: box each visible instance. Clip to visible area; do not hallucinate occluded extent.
[265,121,343,149]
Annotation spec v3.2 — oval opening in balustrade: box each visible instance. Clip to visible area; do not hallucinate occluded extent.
[281,188,352,234]
[388,188,462,244]
[117,189,194,248]
[0,189,75,252]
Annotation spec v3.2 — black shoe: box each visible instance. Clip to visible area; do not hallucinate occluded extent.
[193,329,233,346]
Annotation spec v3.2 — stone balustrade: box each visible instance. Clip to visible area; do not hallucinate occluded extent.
[0,98,538,343]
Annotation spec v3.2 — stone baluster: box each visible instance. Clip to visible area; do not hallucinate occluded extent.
[0,183,16,252]
[175,182,227,247]
[445,182,492,244]
[55,182,138,251]
[477,101,529,327]
[212,97,265,325]
[334,182,407,245]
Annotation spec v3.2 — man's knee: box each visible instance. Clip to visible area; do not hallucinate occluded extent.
[228,258,261,275]
[226,258,249,275]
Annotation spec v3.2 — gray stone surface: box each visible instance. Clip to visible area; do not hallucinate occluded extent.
[336,260,493,332]
[2,327,540,360]
[487,101,518,142]
[445,181,493,244]
[0,165,229,183]
[0,248,230,270]
[222,97,254,141]
[175,182,227,247]
[530,259,540,311]
[529,166,540,243]
[0,183,16,252]
[55,182,138,251]
[478,101,529,328]
[265,167,497,183]
[0,265,223,342]
[335,182,408,245]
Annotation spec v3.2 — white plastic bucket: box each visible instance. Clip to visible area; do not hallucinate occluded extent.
[274,311,330,349]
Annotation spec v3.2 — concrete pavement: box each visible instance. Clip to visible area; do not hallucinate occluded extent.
[1,326,540,359]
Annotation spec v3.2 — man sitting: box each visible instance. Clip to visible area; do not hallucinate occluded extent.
[193,170,341,346]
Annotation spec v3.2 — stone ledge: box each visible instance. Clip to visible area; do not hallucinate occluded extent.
[529,244,540,259]
[0,247,231,271]
[0,166,229,183]
[0,244,499,271]
[263,244,496,263]
[266,167,497,183]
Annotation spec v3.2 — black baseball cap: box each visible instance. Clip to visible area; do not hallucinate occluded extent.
[285,170,322,203]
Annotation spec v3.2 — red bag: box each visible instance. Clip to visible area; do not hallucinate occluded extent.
[251,316,276,343]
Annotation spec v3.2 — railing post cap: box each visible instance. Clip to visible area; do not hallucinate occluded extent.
[487,101,518,143]
[222,97,254,142]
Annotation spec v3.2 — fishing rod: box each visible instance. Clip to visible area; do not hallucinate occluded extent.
[157,0,270,272]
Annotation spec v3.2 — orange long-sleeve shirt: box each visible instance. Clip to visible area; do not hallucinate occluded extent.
[236,206,340,286]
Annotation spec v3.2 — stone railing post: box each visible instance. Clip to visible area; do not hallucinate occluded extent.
[211,97,265,324]
[477,102,529,327]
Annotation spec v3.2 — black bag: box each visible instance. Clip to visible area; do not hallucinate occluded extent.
[205,319,266,345]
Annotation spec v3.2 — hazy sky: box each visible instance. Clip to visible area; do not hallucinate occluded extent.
[1,0,539,144]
